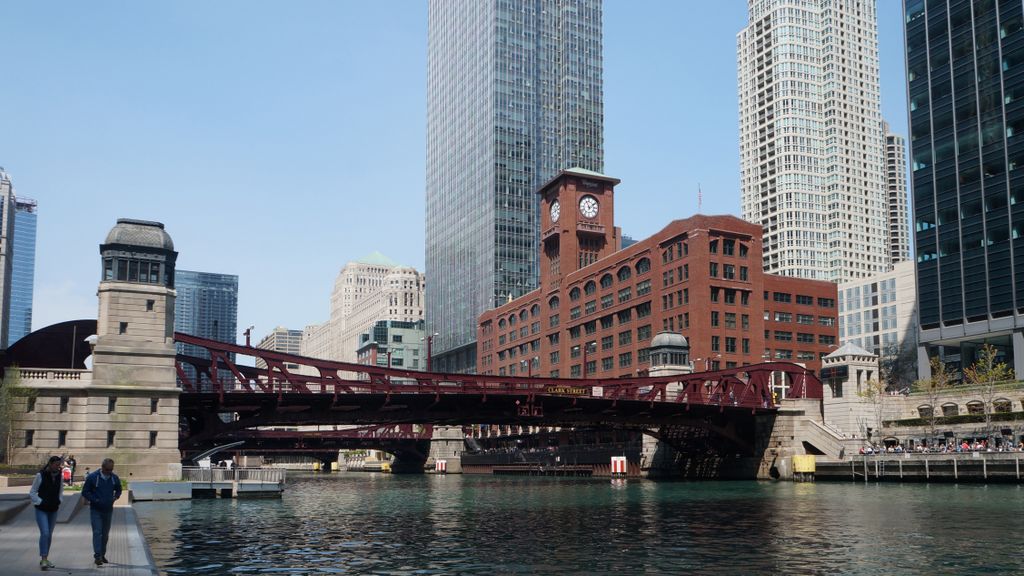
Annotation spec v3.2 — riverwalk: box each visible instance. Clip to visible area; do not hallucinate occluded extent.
[0,487,158,575]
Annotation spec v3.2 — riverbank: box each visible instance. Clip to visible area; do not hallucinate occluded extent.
[0,487,159,575]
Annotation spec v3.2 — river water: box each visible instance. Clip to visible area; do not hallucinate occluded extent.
[134,473,1024,575]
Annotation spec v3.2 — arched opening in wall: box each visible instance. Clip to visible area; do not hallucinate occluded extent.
[917,404,933,418]
[994,398,1013,413]
[941,403,960,417]
[966,401,985,415]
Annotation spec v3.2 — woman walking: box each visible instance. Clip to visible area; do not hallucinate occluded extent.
[28,456,64,571]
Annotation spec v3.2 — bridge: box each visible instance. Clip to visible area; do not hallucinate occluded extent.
[175,332,823,470]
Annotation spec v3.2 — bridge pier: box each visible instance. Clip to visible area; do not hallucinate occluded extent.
[426,426,464,473]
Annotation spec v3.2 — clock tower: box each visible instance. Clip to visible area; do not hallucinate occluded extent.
[538,167,620,292]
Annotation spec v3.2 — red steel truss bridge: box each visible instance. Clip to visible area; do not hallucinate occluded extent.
[175,332,822,458]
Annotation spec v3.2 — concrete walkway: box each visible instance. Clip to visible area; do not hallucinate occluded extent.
[0,489,159,576]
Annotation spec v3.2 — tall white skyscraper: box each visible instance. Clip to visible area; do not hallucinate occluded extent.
[884,122,910,264]
[738,0,888,282]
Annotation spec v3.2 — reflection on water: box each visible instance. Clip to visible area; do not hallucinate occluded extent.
[135,473,1024,575]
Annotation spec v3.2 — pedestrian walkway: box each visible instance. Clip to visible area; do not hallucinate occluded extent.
[0,489,158,576]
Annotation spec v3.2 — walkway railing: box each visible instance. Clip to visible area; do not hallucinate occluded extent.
[181,467,286,485]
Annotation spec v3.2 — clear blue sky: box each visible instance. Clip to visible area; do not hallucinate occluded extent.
[1,1,907,342]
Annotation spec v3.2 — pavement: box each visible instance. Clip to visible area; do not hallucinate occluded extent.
[0,486,159,576]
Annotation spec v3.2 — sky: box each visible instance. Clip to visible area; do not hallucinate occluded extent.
[1,1,908,343]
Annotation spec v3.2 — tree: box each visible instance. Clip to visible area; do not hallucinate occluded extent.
[0,369,35,464]
[878,343,917,393]
[913,356,954,447]
[963,343,1016,440]
[856,378,886,443]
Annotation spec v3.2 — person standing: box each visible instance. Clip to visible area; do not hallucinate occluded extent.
[28,456,64,571]
[81,458,122,566]
[65,455,77,484]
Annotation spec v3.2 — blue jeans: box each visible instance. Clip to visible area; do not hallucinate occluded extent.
[89,507,113,559]
[35,508,58,557]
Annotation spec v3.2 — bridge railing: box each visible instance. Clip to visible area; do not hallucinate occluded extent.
[181,467,286,485]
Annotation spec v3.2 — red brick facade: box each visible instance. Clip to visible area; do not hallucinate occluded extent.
[477,170,837,381]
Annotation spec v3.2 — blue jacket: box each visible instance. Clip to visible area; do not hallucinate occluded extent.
[82,470,122,510]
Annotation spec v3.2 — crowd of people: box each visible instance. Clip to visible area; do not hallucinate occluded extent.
[859,438,1024,454]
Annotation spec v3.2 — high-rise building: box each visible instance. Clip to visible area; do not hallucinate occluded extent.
[255,326,303,370]
[426,0,604,372]
[174,270,238,361]
[838,261,917,359]
[905,0,1024,378]
[355,319,427,370]
[738,0,888,282]
[0,170,16,348]
[9,197,37,345]
[884,123,911,264]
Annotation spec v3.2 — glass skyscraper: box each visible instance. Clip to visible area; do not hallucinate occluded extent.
[174,270,238,361]
[425,0,604,372]
[8,197,37,345]
[905,0,1024,378]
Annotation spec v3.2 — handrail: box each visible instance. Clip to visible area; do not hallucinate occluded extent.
[180,467,286,485]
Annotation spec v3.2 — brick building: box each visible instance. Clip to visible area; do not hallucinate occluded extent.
[477,169,838,396]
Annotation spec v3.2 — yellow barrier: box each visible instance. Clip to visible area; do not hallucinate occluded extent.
[792,455,816,473]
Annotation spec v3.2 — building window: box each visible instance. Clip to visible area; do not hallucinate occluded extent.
[637,325,652,341]
[601,294,614,309]
[600,274,613,289]
[602,357,614,371]
[107,431,116,448]
[392,334,403,343]
[149,431,158,448]
[119,322,128,335]
[25,430,34,446]
[618,352,632,368]
[742,338,750,354]
[550,351,560,364]
[796,295,814,305]
[584,321,597,335]
[711,336,720,352]
[569,326,580,340]
[58,430,67,447]
[585,360,596,375]
[710,262,719,277]
[618,287,632,303]
[617,266,632,282]
[617,309,632,324]
[723,265,735,280]
[584,281,597,295]
[741,314,749,330]
[601,335,614,350]
[570,306,581,320]
[817,297,836,308]
[569,287,581,301]
[151,398,159,414]
[709,240,718,253]
[635,258,651,274]
[60,396,69,413]
[618,330,632,346]
[636,302,651,318]
[725,337,737,353]
[570,365,581,377]
[108,397,117,413]
[711,311,720,327]
[774,331,792,341]
[711,288,719,303]
[725,313,736,329]
[773,292,792,303]
[550,314,560,328]
[585,300,596,315]
[723,239,735,255]
[27,397,35,412]
[739,267,748,281]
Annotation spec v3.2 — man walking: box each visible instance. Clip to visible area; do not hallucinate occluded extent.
[81,458,122,566]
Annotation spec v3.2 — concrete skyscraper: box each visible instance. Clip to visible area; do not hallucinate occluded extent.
[0,170,16,348]
[905,0,1024,378]
[884,122,910,264]
[738,0,889,282]
[426,0,604,372]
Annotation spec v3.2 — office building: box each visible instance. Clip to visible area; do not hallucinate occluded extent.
[478,170,838,398]
[905,0,1024,378]
[355,319,427,370]
[838,260,917,358]
[885,122,911,264]
[174,270,238,361]
[0,171,16,348]
[255,326,304,371]
[738,0,889,282]
[426,0,604,372]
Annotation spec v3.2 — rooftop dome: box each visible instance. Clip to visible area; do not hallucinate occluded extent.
[104,219,174,251]
[651,331,688,349]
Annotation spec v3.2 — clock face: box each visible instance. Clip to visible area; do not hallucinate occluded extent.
[579,195,599,219]
[550,200,561,223]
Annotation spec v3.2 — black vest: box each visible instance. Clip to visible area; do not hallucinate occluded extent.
[36,471,61,512]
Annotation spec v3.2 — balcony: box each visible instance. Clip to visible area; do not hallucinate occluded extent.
[576,221,606,237]
[542,225,560,242]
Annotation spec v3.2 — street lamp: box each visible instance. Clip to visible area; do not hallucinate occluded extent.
[422,332,439,371]
[244,325,255,347]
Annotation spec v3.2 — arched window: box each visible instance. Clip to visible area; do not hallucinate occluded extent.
[499,318,507,329]
[569,287,581,301]
[941,403,960,416]
[994,398,1012,413]
[917,405,933,418]
[508,315,517,327]
[600,274,613,289]
[530,304,540,317]
[584,280,597,295]
[966,401,985,415]
[635,257,651,274]
[549,296,560,310]
[519,310,528,322]
[617,266,632,282]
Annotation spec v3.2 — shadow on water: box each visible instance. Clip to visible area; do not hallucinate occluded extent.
[134,473,1024,575]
